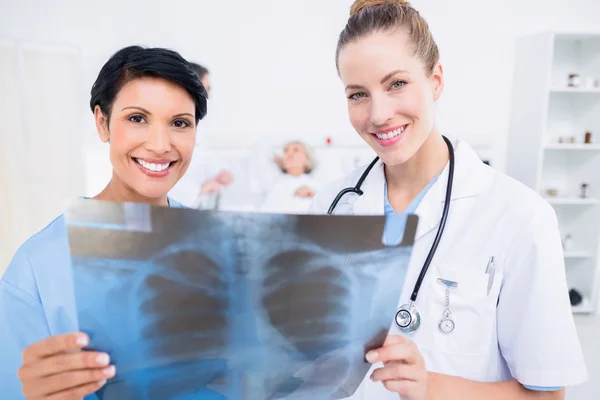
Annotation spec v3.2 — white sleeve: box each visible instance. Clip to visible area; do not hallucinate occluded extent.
[308,187,331,215]
[497,202,588,387]
[167,175,200,208]
[308,193,324,215]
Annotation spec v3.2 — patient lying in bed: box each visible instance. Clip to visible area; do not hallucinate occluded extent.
[260,141,319,214]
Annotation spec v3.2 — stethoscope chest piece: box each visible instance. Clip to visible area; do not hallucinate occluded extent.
[395,302,421,334]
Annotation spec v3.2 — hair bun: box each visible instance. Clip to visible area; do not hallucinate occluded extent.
[350,0,412,16]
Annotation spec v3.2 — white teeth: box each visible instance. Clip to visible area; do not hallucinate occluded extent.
[135,158,171,172]
[376,125,406,140]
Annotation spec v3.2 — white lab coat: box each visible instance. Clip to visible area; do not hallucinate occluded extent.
[309,138,587,399]
[169,138,222,208]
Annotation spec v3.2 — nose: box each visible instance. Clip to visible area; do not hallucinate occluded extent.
[145,124,172,154]
[369,94,395,127]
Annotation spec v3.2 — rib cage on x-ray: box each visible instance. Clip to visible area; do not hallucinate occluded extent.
[67,201,416,400]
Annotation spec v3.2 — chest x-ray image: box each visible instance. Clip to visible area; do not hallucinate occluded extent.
[65,200,418,400]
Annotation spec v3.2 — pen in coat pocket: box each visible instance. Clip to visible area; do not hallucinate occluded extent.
[486,256,495,296]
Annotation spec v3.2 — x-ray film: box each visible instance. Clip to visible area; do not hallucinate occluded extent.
[65,200,418,400]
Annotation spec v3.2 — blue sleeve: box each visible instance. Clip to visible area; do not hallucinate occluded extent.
[0,247,53,398]
[523,386,562,391]
[1,245,99,400]
[0,280,50,398]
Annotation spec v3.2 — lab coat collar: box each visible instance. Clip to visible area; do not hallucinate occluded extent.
[414,138,491,239]
[351,138,491,237]
[352,160,386,216]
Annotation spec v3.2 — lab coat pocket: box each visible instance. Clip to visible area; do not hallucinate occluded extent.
[424,263,503,356]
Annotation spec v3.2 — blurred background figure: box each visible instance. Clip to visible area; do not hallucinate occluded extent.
[191,62,211,98]
[260,140,319,214]
[169,62,234,208]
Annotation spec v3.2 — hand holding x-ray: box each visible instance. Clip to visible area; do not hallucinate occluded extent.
[367,335,428,400]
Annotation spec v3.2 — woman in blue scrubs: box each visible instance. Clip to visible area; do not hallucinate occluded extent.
[0,46,207,399]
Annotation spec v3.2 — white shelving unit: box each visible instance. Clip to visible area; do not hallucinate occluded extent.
[506,32,600,315]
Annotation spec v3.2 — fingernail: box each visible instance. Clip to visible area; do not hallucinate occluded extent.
[366,351,378,363]
[370,373,375,382]
[98,379,107,386]
[76,335,89,346]
[96,353,110,366]
[103,366,116,377]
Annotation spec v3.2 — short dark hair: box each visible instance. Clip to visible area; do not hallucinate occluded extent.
[189,62,209,80]
[90,46,208,124]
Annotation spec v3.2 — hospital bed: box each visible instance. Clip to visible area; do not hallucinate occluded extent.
[194,136,493,213]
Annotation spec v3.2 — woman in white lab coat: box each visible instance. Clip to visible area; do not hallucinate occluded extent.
[310,1,587,399]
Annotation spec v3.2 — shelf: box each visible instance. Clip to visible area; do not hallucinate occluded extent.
[545,197,599,205]
[545,144,600,150]
[564,250,593,259]
[508,32,600,320]
[572,297,594,314]
[551,87,600,93]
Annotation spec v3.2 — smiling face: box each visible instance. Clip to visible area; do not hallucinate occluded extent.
[94,76,197,202]
[337,29,444,166]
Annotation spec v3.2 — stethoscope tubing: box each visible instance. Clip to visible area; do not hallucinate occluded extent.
[327,136,456,331]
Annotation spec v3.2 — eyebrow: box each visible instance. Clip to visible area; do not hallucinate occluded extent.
[122,106,152,114]
[345,69,409,91]
[172,113,194,118]
[121,106,194,119]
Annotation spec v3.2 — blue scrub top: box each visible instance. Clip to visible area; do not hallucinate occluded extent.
[0,198,185,399]
[382,176,439,246]
[382,176,439,306]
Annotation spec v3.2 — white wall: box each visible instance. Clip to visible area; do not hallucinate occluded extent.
[0,39,86,270]
[1,0,600,195]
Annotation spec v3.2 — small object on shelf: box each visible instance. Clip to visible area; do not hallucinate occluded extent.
[567,73,581,87]
[325,136,332,146]
[585,77,600,88]
[585,77,594,88]
[569,289,583,307]
[558,137,565,143]
[585,131,592,144]
[545,188,558,197]
[569,136,576,143]
[580,183,589,198]
[563,234,574,251]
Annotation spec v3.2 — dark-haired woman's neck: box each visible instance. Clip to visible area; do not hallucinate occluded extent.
[93,174,169,207]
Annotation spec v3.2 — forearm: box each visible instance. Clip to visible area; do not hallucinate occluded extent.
[427,373,564,400]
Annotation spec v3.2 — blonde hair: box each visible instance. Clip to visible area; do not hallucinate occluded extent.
[336,0,439,75]
[274,141,316,174]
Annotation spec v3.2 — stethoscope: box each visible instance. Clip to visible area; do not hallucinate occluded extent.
[327,136,455,334]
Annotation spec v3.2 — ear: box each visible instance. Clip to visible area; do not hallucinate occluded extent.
[94,105,110,143]
[431,63,444,101]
